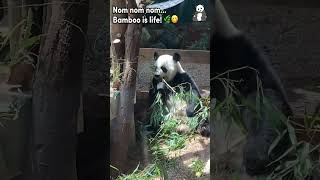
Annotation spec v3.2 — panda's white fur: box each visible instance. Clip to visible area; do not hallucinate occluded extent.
[149,52,210,137]
[153,54,185,82]
[153,54,188,115]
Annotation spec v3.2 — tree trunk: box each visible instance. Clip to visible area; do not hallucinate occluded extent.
[112,0,142,173]
[31,1,89,180]
[122,0,142,147]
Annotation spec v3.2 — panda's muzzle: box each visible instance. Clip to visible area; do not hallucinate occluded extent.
[154,74,161,79]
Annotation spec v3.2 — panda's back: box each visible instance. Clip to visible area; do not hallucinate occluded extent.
[212,33,283,91]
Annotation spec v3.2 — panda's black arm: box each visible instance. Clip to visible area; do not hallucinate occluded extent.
[177,73,203,117]
[213,33,292,113]
[178,73,202,98]
[148,78,159,107]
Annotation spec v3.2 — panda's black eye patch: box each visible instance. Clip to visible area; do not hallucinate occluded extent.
[161,66,168,73]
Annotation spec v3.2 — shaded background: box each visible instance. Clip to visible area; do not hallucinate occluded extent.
[222,0,320,116]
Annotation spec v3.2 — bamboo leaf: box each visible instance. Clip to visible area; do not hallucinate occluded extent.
[19,35,40,50]
[267,141,303,167]
[268,129,288,156]
[287,121,297,145]
[0,19,26,50]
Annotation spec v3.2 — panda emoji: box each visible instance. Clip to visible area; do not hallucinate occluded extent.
[193,4,207,22]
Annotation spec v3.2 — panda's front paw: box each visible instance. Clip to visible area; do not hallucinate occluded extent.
[186,104,197,117]
[156,82,166,90]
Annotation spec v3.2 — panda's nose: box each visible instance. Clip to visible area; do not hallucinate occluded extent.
[154,75,160,79]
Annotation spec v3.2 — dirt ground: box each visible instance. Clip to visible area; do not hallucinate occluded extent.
[166,135,210,180]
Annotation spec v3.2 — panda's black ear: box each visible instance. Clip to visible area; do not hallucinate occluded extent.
[173,53,181,62]
[154,52,159,60]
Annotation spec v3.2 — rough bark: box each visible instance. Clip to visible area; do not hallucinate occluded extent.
[111,0,142,173]
[122,0,142,146]
[31,1,89,180]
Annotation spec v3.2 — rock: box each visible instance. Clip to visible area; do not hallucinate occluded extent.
[176,124,190,134]
[203,159,210,175]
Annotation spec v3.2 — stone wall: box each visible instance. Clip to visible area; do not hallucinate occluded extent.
[137,61,210,91]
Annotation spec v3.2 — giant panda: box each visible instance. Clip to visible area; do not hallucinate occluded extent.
[148,51,210,137]
[211,0,293,176]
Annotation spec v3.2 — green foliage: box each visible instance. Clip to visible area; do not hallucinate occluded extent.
[161,117,178,135]
[148,93,169,129]
[111,64,123,84]
[118,82,210,179]
[0,8,40,66]
[116,164,163,180]
[262,116,320,180]
[162,23,183,40]
[190,159,205,177]
[165,132,187,150]
[187,33,210,50]
[211,66,268,135]
[147,83,209,176]
[211,66,320,179]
